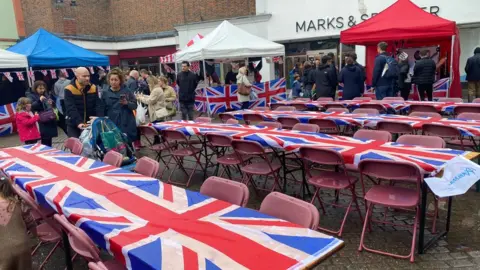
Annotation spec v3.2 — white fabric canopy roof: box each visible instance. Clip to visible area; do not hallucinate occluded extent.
[0,49,28,69]
[175,20,285,62]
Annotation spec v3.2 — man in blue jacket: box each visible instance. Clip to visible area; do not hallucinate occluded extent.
[372,42,395,100]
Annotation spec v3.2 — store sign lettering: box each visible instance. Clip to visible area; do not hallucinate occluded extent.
[296,6,440,32]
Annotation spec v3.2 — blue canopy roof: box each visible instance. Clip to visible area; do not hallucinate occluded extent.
[7,28,109,68]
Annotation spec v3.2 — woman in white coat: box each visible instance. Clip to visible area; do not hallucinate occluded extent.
[236,66,252,110]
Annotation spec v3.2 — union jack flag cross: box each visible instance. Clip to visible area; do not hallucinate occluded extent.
[0,144,343,270]
[0,102,17,136]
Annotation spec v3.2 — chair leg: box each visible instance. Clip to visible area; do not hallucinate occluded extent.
[310,188,326,214]
[39,240,61,269]
[338,199,353,237]
[409,206,420,263]
[358,202,373,252]
[432,196,439,234]
[352,186,364,225]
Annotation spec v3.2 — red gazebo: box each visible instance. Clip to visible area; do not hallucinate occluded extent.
[340,0,461,98]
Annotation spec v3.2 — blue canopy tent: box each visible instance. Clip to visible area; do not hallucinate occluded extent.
[8,28,109,68]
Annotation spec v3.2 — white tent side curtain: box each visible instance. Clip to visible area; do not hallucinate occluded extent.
[0,49,28,69]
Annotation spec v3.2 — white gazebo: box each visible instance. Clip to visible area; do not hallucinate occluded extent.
[0,49,28,69]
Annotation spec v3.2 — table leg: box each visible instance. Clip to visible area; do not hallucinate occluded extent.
[281,152,287,192]
[62,231,74,270]
[418,181,428,254]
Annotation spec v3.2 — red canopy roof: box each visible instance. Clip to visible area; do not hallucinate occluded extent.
[340,0,456,45]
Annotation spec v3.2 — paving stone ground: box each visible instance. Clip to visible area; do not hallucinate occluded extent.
[2,116,480,270]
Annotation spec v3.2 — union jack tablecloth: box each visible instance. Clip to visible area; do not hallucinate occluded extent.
[0,102,17,136]
[392,101,480,113]
[153,121,476,173]
[274,100,402,112]
[0,144,343,270]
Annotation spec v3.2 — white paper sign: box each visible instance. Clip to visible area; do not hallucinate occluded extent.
[425,156,480,198]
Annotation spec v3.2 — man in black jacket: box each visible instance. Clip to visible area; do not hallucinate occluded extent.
[465,47,480,101]
[313,55,337,100]
[372,42,395,100]
[64,67,103,138]
[413,50,437,101]
[301,62,315,99]
[327,52,338,99]
[176,61,199,120]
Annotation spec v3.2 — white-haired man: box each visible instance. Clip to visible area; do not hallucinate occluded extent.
[126,70,139,93]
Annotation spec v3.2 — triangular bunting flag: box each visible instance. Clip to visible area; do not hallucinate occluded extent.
[15,72,24,81]
[3,72,13,82]
[50,69,57,79]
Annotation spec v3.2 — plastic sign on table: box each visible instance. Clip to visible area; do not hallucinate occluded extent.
[425,156,480,198]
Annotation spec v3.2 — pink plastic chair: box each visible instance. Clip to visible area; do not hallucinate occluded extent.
[397,134,446,148]
[473,98,480,103]
[353,129,392,142]
[274,106,296,111]
[323,103,346,110]
[258,121,282,129]
[260,192,320,230]
[317,97,334,102]
[457,112,480,120]
[226,118,239,124]
[292,123,320,133]
[422,123,470,150]
[352,108,380,115]
[295,98,311,102]
[308,118,339,134]
[232,140,282,194]
[138,126,173,176]
[255,107,269,111]
[206,133,243,180]
[326,107,349,113]
[134,157,160,178]
[383,97,404,101]
[292,103,309,111]
[200,176,250,207]
[359,103,387,113]
[438,97,463,103]
[63,137,77,152]
[12,185,62,269]
[300,147,362,236]
[277,117,300,130]
[54,214,126,269]
[163,130,205,187]
[409,111,442,118]
[409,104,437,113]
[353,97,373,101]
[358,160,423,262]
[377,121,414,136]
[103,151,123,167]
[270,103,281,110]
[243,113,264,125]
[195,117,212,123]
[218,113,236,123]
[71,138,83,155]
[454,105,480,115]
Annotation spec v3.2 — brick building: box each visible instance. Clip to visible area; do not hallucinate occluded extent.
[20,0,256,71]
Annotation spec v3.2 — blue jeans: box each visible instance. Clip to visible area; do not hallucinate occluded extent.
[375,85,393,100]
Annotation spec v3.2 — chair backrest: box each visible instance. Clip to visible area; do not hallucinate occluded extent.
[326,108,349,113]
[382,96,404,101]
[377,121,413,134]
[258,121,282,129]
[422,123,461,138]
[316,97,333,102]
[71,138,83,155]
[200,177,250,207]
[63,137,77,152]
[243,114,264,124]
[292,104,308,111]
[409,104,437,113]
[299,146,345,166]
[162,129,188,143]
[102,151,123,167]
[473,98,480,103]
[254,107,269,111]
[195,117,212,123]
[323,103,346,110]
[274,106,296,111]
[308,118,339,134]
[438,97,463,103]
[353,129,392,142]
[270,103,281,110]
[359,103,386,113]
[292,123,320,133]
[206,133,233,147]
[454,105,480,115]
[295,98,311,102]
[397,134,446,148]
[277,117,300,129]
[352,108,380,115]
[231,139,265,155]
[358,159,422,186]
[54,214,101,262]
[88,262,108,270]
[134,157,160,178]
[353,97,373,101]
[409,111,442,118]
[457,112,480,120]
[260,192,319,230]
[226,119,239,124]
[218,113,235,123]
[138,125,161,145]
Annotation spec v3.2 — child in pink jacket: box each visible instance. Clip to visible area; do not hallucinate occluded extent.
[15,97,41,144]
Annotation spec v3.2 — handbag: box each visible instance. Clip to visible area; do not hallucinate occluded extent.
[38,97,56,123]
[237,83,252,96]
[155,107,169,120]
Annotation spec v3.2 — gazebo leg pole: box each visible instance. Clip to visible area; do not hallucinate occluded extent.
[449,35,455,99]
[202,59,211,117]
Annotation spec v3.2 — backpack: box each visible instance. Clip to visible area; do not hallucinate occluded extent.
[382,56,399,79]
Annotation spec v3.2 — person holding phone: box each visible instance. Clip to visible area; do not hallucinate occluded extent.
[99,68,138,144]
[27,81,58,146]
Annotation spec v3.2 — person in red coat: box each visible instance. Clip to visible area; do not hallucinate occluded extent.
[15,97,41,144]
